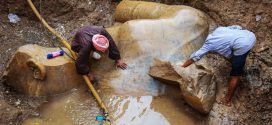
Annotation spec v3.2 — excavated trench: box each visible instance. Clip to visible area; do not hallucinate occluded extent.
[0,0,272,125]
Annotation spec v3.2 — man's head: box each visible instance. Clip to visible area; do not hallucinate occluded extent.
[92,34,109,52]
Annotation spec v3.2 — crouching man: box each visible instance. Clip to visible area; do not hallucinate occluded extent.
[71,26,127,82]
[181,25,256,106]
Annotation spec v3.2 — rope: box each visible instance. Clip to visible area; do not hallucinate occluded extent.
[27,0,111,124]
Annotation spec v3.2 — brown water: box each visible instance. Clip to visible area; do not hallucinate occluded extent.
[22,85,204,125]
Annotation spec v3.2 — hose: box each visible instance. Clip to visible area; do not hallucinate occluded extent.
[27,0,111,124]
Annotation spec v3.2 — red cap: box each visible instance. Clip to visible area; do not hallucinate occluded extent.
[92,34,109,52]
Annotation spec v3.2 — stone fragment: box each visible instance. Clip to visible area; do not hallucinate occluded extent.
[96,0,209,95]
[149,59,181,85]
[3,44,84,96]
[149,58,216,113]
[172,59,216,113]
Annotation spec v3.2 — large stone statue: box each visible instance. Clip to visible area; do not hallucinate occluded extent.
[149,57,216,113]
[3,0,215,113]
[3,44,84,96]
[99,0,214,113]
[93,0,210,95]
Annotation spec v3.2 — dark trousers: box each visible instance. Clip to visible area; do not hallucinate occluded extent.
[230,51,250,76]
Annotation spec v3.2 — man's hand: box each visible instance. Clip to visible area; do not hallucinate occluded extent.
[181,59,194,68]
[115,59,128,70]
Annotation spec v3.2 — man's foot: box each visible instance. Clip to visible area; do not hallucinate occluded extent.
[218,97,231,107]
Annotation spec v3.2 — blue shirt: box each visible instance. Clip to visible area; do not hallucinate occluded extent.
[190,25,256,61]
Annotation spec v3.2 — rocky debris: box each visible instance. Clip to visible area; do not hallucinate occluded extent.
[3,44,84,96]
[149,58,216,114]
[255,49,272,67]
[0,100,22,125]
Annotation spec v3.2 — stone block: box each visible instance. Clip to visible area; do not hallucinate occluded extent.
[3,44,84,96]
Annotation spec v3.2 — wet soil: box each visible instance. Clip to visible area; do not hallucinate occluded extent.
[0,0,271,125]
[22,85,204,125]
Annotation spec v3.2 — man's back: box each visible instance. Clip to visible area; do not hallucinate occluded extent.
[190,25,256,61]
[205,26,256,58]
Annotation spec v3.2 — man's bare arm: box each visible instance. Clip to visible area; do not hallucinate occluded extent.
[181,59,194,68]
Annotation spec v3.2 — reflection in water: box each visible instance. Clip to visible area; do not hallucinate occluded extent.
[23,86,201,125]
[109,96,170,125]
[23,88,100,125]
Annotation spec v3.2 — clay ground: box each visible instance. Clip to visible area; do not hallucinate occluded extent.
[0,0,271,125]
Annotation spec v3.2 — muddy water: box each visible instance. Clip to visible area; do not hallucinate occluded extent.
[22,85,203,125]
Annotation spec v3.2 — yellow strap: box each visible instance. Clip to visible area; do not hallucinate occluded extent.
[27,0,111,124]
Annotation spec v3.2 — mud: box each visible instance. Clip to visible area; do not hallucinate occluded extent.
[22,85,205,125]
[0,0,272,125]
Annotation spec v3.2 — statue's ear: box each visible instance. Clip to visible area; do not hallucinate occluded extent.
[26,58,46,80]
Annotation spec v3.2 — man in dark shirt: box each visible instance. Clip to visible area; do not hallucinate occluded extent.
[71,26,127,81]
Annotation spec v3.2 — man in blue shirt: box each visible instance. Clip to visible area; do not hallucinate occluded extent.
[181,25,256,106]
